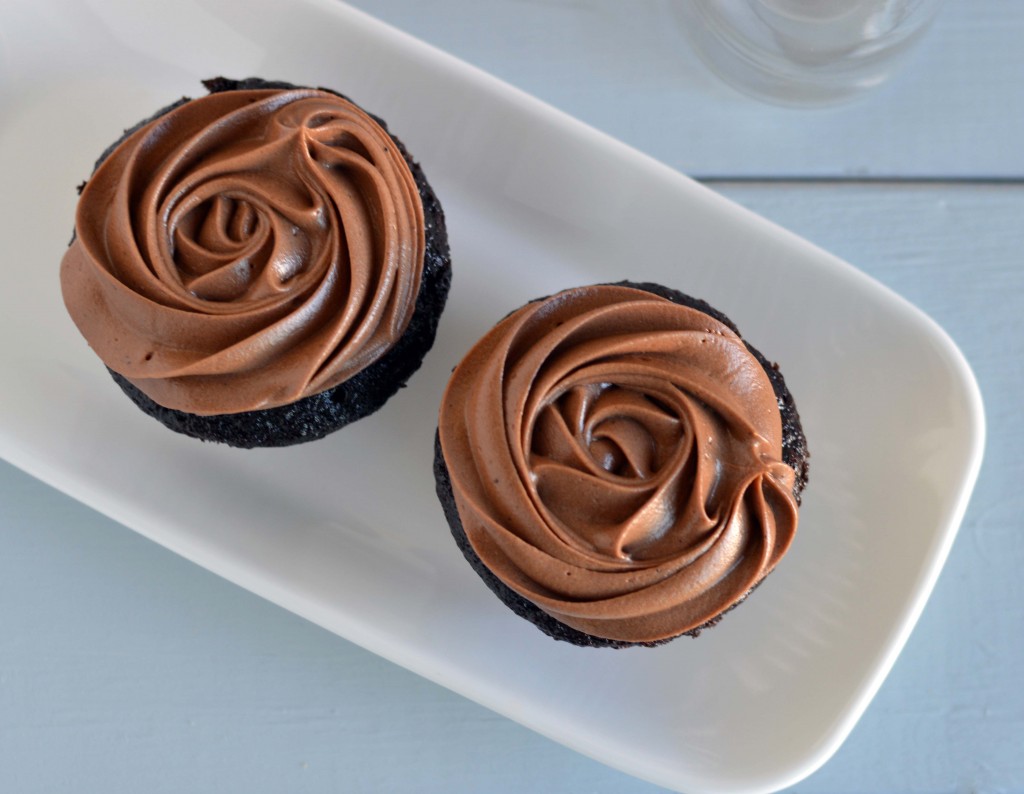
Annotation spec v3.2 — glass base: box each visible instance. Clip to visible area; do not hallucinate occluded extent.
[674,0,941,108]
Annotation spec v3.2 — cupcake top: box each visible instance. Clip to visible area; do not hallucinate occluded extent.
[438,284,799,643]
[61,87,425,415]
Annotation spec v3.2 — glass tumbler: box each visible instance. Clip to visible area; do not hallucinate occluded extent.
[676,0,945,106]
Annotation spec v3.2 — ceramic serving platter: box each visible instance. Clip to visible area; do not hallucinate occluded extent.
[0,1,984,791]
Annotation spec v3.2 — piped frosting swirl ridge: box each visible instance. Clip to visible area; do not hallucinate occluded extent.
[61,87,425,415]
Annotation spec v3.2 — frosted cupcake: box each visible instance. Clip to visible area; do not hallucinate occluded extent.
[61,77,451,447]
[434,282,808,647]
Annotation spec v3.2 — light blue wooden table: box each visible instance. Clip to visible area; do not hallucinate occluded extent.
[2,1,1021,791]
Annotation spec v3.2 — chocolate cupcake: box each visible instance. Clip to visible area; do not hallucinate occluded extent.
[60,78,451,447]
[435,282,808,648]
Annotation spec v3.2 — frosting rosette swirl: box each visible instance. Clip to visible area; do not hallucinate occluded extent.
[438,284,800,643]
[60,87,425,415]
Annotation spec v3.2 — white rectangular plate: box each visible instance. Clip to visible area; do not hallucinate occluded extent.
[0,1,984,792]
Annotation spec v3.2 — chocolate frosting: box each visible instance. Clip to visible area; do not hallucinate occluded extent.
[438,285,799,643]
[61,88,425,415]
